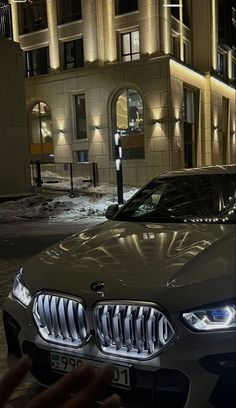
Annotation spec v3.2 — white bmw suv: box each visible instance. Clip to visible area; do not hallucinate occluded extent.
[3,165,236,408]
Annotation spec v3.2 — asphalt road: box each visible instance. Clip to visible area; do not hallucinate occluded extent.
[0,218,103,407]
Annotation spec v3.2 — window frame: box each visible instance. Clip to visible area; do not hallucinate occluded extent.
[171,32,180,59]
[75,150,89,163]
[25,46,50,78]
[74,94,87,140]
[64,38,84,70]
[57,0,82,25]
[121,30,140,62]
[18,0,47,35]
[111,88,145,161]
[183,86,199,168]
[217,49,228,79]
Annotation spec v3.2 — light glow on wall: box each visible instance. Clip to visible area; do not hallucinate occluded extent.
[104,0,116,62]
[162,0,171,54]
[210,77,236,99]
[228,51,233,80]
[179,0,184,61]
[142,0,157,55]
[170,59,204,87]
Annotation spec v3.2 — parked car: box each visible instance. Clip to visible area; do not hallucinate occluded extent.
[3,165,236,408]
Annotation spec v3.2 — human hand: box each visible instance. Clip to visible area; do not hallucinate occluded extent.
[0,356,120,407]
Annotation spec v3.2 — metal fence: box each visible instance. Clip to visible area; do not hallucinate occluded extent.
[31,161,98,194]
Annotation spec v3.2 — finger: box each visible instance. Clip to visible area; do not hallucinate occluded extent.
[101,394,121,408]
[0,356,32,406]
[25,364,95,408]
[67,364,114,407]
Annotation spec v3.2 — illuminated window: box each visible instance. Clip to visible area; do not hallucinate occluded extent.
[25,47,50,77]
[18,0,47,34]
[115,0,138,15]
[28,102,53,161]
[75,95,87,140]
[57,0,82,24]
[64,38,84,70]
[76,150,88,162]
[121,30,140,62]
[112,89,144,160]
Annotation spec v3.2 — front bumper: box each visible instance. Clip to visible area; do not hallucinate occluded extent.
[3,295,236,408]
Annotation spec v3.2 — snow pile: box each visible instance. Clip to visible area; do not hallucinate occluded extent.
[0,184,139,223]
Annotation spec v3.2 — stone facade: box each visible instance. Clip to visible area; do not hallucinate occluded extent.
[0,37,30,197]
[7,0,236,187]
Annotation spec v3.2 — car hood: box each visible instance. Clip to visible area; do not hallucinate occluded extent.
[23,221,236,313]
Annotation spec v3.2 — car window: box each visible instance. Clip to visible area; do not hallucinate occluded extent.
[116,174,236,224]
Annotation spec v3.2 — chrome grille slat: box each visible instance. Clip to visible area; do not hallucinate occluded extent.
[50,296,61,337]
[94,303,175,359]
[33,294,88,347]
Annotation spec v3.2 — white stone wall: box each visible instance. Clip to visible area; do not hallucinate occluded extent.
[0,38,30,197]
[26,57,174,187]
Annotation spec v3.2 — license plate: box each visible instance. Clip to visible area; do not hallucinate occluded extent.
[50,352,131,388]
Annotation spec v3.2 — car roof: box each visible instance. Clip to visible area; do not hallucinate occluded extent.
[159,164,236,178]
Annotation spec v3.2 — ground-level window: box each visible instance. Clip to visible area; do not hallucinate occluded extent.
[76,150,88,162]
[113,88,144,160]
[121,30,140,61]
[28,101,53,162]
[25,47,50,77]
[75,94,87,140]
[183,87,198,168]
[64,38,84,70]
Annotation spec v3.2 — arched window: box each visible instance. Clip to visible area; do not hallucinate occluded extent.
[29,102,53,162]
[113,89,144,159]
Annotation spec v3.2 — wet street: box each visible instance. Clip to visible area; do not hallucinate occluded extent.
[0,218,102,407]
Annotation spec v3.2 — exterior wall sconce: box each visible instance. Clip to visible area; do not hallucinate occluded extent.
[152,118,165,124]
[213,126,219,132]
[57,129,70,134]
[94,125,101,130]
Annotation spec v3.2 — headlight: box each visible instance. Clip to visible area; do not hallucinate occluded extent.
[12,269,31,307]
[182,305,236,331]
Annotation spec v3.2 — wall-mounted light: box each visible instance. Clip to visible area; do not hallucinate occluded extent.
[174,118,182,124]
[57,129,70,134]
[232,131,236,137]
[152,118,165,125]
[213,126,219,132]
[94,125,101,130]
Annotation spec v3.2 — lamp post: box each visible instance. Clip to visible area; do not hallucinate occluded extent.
[114,131,123,205]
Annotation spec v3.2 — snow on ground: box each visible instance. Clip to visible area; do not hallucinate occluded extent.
[0,184,139,223]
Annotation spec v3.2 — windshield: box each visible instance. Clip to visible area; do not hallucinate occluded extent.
[115,174,236,224]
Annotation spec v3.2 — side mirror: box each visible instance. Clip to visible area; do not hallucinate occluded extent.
[105,204,119,219]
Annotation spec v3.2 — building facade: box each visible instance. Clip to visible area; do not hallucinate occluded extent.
[6,0,236,186]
